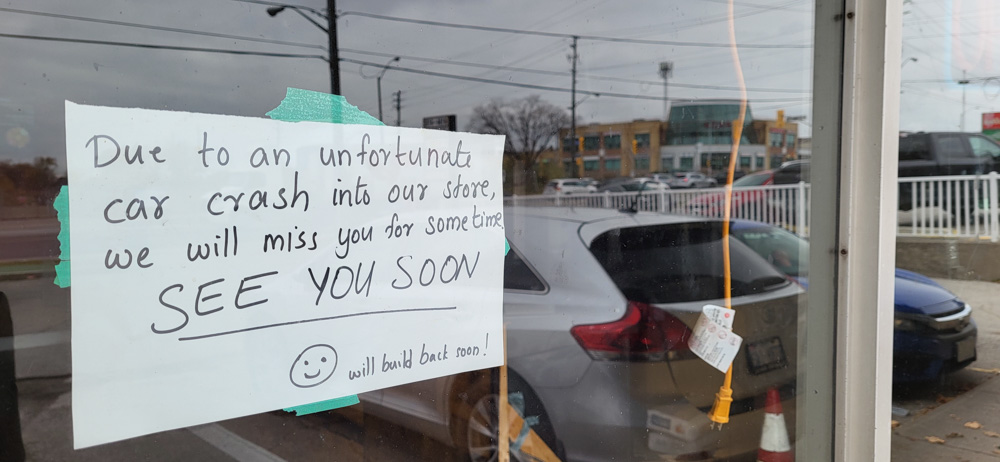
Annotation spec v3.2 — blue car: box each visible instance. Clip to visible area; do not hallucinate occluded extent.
[729,221,977,383]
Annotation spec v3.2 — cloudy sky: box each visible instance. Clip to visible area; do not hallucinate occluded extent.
[0,0,995,171]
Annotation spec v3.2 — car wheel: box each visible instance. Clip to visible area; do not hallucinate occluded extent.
[451,371,563,462]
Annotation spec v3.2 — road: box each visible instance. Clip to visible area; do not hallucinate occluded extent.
[0,218,60,261]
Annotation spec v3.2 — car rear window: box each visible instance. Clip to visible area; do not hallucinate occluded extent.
[588,222,790,303]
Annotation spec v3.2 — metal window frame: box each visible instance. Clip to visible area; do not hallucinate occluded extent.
[801,0,901,460]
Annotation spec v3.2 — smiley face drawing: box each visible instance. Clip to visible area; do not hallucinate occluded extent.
[289,344,338,388]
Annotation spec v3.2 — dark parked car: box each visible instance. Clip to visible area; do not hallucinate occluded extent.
[898,132,1000,214]
[730,220,977,383]
[365,207,803,461]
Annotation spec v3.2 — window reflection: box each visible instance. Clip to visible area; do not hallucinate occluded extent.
[0,0,823,460]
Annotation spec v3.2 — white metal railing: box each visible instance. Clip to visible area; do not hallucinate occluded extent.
[504,172,1000,242]
[897,172,1000,241]
[506,182,811,237]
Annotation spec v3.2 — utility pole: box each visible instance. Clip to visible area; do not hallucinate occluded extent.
[393,91,402,126]
[569,36,579,178]
[328,0,340,95]
[959,70,970,132]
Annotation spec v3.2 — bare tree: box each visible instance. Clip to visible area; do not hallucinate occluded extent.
[468,95,570,194]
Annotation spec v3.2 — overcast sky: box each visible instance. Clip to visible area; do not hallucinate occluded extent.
[0,0,996,171]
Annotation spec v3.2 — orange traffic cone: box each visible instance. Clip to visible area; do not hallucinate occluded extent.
[757,387,792,462]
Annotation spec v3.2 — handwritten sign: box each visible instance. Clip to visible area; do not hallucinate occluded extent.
[64,102,506,448]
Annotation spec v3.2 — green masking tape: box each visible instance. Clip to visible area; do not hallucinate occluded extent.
[53,185,70,288]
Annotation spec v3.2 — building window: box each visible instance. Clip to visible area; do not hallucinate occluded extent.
[603,134,621,149]
[786,133,796,147]
[635,133,651,148]
[604,158,621,171]
[635,156,650,171]
[740,156,752,168]
[562,137,575,152]
[583,160,598,171]
[583,135,600,151]
[756,157,765,168]
[680,157,694,170]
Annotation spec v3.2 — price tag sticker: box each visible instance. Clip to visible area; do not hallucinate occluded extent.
[687,305,742,373]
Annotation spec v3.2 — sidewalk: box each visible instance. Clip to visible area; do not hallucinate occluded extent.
[892,372,1000,460]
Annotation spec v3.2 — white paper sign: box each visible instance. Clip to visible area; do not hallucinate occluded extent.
[687,305,742,372]
[64,102,506,448]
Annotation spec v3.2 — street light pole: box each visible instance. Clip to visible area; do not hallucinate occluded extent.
[266,2,340,94]
[569,36,579,178]
[327,0,340,95]
[659,61,673,121]
[959,70,970,132]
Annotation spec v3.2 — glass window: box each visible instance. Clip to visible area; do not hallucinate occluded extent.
[935,134,969,158]
[968,135,1000,158]
[635,156,650,171]
[679,157,694,170]
[589,223,790,304]
[563,137,575,152]
[0,1,868,461]
[504,246,546,292]
[899,134,932,161]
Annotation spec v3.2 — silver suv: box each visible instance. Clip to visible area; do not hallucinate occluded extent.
[365,207,802,461]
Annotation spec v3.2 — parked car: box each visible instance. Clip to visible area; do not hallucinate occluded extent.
[365,207,802,461]
[665,172,718,189]
[729,220,977,383]
[897,132,1000,215]
[542,178,596,195]
[899,131,1000,179]
[711,170,747,185]
[599,177,669,192]
[685,162,809,219]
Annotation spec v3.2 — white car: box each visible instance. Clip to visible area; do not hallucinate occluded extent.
[543,179,596,195]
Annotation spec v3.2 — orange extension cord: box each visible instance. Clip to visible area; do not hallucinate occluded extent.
[708,0,748,428]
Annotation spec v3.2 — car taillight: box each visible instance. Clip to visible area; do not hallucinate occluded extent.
[570,301,692,361]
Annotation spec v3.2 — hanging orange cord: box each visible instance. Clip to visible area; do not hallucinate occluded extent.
[708,0,748,428]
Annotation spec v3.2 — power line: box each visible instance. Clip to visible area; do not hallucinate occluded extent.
[341,47,810,94]
[339,11,810,49]
[340,57,808,103]
[0,6,326,51]
[0,32,327,59]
